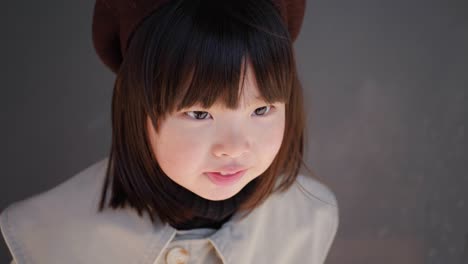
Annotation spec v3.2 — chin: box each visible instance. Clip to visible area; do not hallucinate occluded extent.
[198,188,240,201]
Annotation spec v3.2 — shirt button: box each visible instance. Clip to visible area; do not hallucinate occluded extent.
[165,246,190,264]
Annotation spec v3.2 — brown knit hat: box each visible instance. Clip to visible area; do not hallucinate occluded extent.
[92,0,306,74]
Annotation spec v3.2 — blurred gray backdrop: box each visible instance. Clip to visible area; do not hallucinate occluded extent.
[1,0,467,263]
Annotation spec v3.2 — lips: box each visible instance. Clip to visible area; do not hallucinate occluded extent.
[207,169,245,176]
[208,170,243,175]
[207,166,248,175]
[205,169,247,186]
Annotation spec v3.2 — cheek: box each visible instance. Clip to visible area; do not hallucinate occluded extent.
[258,111,286,160]
[260,121,284,157]
[147,118,206,177]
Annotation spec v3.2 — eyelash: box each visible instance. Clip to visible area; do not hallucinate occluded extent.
[185,105,275,121]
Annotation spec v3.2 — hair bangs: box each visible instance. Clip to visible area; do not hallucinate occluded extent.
[126,0,295,122]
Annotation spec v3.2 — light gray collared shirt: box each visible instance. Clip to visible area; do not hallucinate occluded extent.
[1,157,339,264]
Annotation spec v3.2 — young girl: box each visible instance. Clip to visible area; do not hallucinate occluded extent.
[0,0,339,263]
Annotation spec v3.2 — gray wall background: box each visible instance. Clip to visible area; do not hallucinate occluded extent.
[1,0,467,263]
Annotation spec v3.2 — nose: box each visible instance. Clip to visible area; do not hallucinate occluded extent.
[212,128,250,158]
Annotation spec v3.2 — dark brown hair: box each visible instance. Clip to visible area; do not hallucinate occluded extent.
[98,0,315,224]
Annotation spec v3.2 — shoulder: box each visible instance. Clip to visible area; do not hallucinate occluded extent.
[0,157,172,264]
[0,157,108,222]
[281,173,340,261]
[0,157,109,263]
[295,174,339,207]
[229,174,340,263]
[262,173,339,228]
[291,174,340,238]
[293,174,339,239]
[271,173,340,241]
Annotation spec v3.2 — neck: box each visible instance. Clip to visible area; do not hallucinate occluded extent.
[163,175,258,230]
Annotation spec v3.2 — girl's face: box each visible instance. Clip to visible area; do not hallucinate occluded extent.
[147,64,285,201]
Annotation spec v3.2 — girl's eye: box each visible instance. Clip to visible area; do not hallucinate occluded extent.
[254,105,273,116]
[185,105,275,120]
[186,111,210,120]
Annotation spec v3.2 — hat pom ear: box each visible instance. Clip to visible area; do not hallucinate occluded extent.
[272,0,306,42]
[285,0,306,42]
[92,0,122,74]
